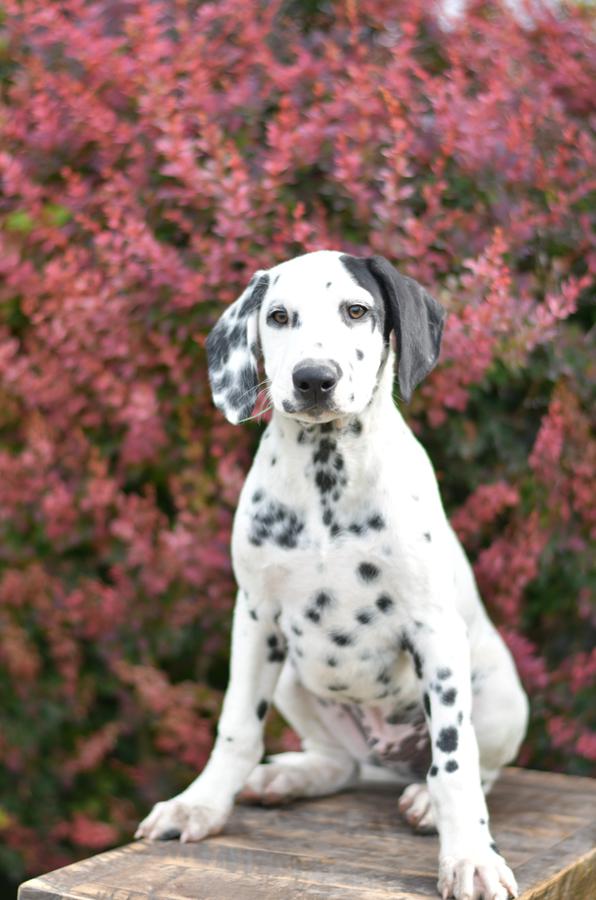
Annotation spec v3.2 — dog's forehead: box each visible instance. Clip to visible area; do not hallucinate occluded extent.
[267,251,372,304]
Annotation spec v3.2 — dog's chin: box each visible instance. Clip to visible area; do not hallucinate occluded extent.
[279,399,343,425]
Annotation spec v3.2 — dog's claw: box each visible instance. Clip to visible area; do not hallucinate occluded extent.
[156,827,181,841]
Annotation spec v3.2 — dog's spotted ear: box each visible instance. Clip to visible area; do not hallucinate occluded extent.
[367,256,446,403]
[205,271,269,424]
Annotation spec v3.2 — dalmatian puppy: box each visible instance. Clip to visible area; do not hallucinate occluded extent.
[136,250,529,900]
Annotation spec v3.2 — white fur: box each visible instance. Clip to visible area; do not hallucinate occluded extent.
[137,251,528,900]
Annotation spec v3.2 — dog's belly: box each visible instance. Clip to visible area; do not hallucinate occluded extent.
[314,699,432,778]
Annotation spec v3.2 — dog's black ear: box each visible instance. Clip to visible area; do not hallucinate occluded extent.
[367,255,446,403]
[205,272,269,424]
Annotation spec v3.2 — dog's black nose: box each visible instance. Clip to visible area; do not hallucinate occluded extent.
[292,360,340,404]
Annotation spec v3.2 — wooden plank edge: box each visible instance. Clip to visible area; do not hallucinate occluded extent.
[18,875,74,900]
[519,845,595,900]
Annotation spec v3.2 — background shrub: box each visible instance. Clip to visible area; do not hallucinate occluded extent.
[0,0,594,890]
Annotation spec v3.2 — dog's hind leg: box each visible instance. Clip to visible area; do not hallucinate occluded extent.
[239,663,358,805]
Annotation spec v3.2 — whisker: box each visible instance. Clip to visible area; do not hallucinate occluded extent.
[237,383,274,424]
[238,402,273,424]
[233,378,270,405]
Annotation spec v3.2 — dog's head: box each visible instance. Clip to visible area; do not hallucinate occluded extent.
[206,250,445,425]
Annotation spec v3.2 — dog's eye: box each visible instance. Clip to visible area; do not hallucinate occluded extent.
[269,308,289,326]
[347,304,368,320]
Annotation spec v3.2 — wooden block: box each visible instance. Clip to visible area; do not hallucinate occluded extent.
[18,768,595,899]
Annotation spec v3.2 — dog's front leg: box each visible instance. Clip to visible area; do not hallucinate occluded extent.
[136,591,284,842]
[404,613,518,900]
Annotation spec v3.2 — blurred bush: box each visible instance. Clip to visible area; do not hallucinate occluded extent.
[0,0,594,887]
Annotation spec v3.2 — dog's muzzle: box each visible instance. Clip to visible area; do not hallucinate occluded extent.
[292,359,341,409]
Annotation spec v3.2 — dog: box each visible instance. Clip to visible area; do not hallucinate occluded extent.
[136,250,529,900]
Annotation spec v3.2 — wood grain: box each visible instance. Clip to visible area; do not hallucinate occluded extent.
[18,768,595,899]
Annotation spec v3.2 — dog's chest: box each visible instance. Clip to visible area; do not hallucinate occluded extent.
[232,421,429,710]
[280,594,419,710]
[237,526,422,709]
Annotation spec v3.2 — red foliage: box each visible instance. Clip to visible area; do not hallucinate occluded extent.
[0,0,594,883]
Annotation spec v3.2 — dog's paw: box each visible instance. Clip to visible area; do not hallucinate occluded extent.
[238,761,301,805]
[438,851,518,900]
[135,797,230,843]
[239,752,354,804]
[398,783,437,833]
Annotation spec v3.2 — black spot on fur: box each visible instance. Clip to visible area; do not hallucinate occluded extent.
[305,608,320,623]
[356,349,364,360]
[313,438,336,464]
[358,562,380,582]
[268,648,286,663]
[385,712,401,725]
[368,514,385,530]
[239,275,269,316]
[249,608,258,621]
[356,610,374,624]
[377,668,391,685]
[328,683,349,691]
[350,419,363,436]
[429,765,438,776]
[376,594,394,613]
[413,652,423,679]
[479,818,486,825]
[212,371,232,392]
[256,700,268,720]
[326,281,332,288]
[401,634,422,678]
[349,523,363,535]
[445,759,459,773]
[490,841,501,856]
[315,471,336,494]
[316,592,332,608]
[437,667,452,680]
[441,688,457,705]
[327,656,338,667]
[457,711,463,725]
[330,630,352,647]
[423,531,431,542]
[322,509,333,526]
[228,323,244,346]
[291,311,301,328]
[249,500,304,549]
[423,692,431,717]
[291,624,303,637]
[437,727,458,754]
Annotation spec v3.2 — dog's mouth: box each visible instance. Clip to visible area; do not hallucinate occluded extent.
[281,398,340,422]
